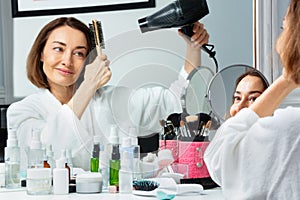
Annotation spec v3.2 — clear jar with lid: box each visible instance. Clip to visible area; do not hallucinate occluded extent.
[26,168,52,195]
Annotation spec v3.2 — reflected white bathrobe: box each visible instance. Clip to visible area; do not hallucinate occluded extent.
[7,80,186,172]
[204,107,300,200]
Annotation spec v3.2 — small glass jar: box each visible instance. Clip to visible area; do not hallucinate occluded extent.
[26,168,52,195]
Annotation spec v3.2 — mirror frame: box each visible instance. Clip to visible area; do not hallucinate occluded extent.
[206,64,269,123]
[181,65,214,115]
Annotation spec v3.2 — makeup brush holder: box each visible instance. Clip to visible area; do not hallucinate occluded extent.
[178,141,210,178]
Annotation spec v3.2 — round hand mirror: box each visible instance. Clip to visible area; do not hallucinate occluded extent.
[206,64,269,123]
[181,66,214,115]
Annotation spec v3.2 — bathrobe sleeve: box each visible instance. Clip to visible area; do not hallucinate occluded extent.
[7,90,93,171]
[204,108,259,184]
[204,107,300,199]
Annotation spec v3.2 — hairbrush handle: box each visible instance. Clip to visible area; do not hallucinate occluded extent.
[91,19,103,56]
[176,183,203,195]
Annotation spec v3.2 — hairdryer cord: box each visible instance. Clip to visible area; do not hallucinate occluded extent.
[202,44,218,72]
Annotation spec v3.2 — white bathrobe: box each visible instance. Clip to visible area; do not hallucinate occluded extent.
[7,81,186,172]
[204,107,300,200]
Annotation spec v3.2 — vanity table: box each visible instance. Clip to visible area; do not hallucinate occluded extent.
[0,187,224,200]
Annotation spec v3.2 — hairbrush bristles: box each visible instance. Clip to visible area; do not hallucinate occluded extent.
[133,180,160,191]
[89,19,105,55]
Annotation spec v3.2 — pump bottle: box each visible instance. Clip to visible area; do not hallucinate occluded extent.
[5,128,20,189]
[28,128,44,168]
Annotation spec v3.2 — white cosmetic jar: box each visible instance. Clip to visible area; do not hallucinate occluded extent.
[76,172,102,193]
[26,168,52,195]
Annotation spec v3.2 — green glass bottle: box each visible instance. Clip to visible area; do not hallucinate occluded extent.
[109,145,120,186]
[90,142,100,172]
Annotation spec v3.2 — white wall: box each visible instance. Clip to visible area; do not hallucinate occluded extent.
[11,0,253,98]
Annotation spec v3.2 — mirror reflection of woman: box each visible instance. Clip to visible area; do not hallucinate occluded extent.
[229,70,269,117]
[7,17,209,172]
[204,0,300,198]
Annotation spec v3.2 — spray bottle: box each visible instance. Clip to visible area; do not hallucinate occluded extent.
[5,128,20,188]
[109,125,120,188]
[28,128,44,168]
[90,135,101,172]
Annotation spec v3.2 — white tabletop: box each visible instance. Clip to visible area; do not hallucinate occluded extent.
[0,187,224,200]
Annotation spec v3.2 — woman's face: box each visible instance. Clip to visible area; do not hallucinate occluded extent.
[41,25,88,90]
[229,75,265,117]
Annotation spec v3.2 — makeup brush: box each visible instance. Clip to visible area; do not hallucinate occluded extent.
[184,115,199,137]
[89,19,105,56]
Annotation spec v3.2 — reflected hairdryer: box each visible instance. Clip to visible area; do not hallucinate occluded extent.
[138,0,216,59]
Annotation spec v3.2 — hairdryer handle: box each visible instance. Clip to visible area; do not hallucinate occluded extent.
[180,24,216,58]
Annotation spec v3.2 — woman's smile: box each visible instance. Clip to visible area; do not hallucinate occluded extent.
[56,67,74,76]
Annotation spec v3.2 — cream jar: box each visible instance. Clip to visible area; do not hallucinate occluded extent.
[26,168,52,195]
[76,172,102,193]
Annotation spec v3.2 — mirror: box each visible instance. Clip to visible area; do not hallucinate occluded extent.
[181,66,214,115]
[206,64,269,123]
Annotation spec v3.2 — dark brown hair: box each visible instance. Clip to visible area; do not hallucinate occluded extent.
[276,0,300,84]
[26,17,92,89]
[234,69,269,95]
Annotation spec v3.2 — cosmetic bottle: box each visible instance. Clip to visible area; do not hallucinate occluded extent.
[109,145,120,186]
[60,149,71,181]
[120,137,133,161]
[28,128,44,168]
[131,136,141,180]
[53,157,69,195]
[120,137,134,176]
[5,128,20,189]
[109,125,120,187]
[119,151,133,193]
[43,147,50,168]
[90,136,101,172]
[66,149,73,177]
[45,144,55,170]
[99,144,109,191]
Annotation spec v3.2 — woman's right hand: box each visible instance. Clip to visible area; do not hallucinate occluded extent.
[84,54,112,91]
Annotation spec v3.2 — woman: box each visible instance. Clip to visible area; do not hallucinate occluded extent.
[7,17,209,172]
[229,70,269,117]
[204,1,300,199]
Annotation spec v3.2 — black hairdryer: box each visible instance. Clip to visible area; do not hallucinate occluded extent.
[138,0,218,71]
[138,0,209,33]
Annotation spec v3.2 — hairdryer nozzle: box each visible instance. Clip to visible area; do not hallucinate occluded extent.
[138,17,161,33]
